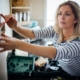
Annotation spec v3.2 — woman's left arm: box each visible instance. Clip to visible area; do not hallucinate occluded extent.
[0,34,56,59]
[17,40,56,58]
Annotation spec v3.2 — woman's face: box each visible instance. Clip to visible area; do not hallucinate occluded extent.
[58,5,77,30]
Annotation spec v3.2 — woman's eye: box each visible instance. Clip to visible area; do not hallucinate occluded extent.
[58,13,62,15]
[58,12,71,16]
[66,13,70,16]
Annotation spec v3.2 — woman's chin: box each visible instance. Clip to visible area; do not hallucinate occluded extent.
[59,26,66,29]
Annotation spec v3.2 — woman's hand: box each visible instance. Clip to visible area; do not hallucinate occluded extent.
[1,14,17,30]
[0,33,19,52]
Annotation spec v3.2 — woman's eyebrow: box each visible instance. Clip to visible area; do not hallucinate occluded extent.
[58,11,72,13]
[65,11,72,13]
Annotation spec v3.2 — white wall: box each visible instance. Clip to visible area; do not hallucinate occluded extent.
[0,0,12,56]
[29,0,46,28]
[0,0,11,79]
[0,0,12,37]
[0,0,12,54]
[29,0,80,28]
[3,0,12,37]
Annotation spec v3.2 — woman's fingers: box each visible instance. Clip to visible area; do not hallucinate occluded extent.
[5,14,15,20]
[0,14,5,20]
[0,22,5,27]
[0,48,6,53]
[1,33,10,38]
[0,38,9,52]
[0,37,8,42]
[1,14,15,22]
[0,14,13,27]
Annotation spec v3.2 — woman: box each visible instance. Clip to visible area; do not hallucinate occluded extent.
[0,1,80,76]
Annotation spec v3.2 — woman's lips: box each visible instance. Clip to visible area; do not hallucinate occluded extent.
[60,22,66,24]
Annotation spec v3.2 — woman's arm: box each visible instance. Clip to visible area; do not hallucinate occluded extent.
[2,14,35,39]
[17,40,56,58]
[0,34,56,59]
[54,42,80,60]
[2,14,55,39]
[13,25,35,39]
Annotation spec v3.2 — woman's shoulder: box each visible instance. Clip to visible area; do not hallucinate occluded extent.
[72,37,80,42]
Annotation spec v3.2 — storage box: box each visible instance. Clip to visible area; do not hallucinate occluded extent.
[7,55,35,76]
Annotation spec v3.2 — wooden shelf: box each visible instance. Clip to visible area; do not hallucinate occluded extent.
[10,0,31,38]
[11,7,30,9]
[18,21,31,25]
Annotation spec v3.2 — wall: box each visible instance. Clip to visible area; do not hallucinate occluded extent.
[29,0,46,28]
[0,0,12,36]
[0,0,11,79]
[1,0,13,55]
[3,0,12,37]
[29,0,80,28]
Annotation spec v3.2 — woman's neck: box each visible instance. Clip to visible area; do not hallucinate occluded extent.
[63,28,74,41]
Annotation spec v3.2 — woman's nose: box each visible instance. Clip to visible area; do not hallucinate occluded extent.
[61,14,65,19]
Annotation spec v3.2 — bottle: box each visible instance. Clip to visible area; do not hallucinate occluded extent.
[14,12,18,21]
[23,12,27,21]
[26,11,30,21]
[18,12,22,22]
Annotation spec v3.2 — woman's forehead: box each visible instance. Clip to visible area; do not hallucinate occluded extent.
[59,5,73,13]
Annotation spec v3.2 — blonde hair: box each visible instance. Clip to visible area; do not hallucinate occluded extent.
[53,1,80,42]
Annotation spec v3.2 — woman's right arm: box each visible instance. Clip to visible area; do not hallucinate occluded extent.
[13,25,35,39]
[3,14,35,39]
[3,14,55,39]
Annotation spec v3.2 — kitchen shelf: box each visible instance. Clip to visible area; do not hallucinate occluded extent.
[18,21,31,25]
[11,7,30,9]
